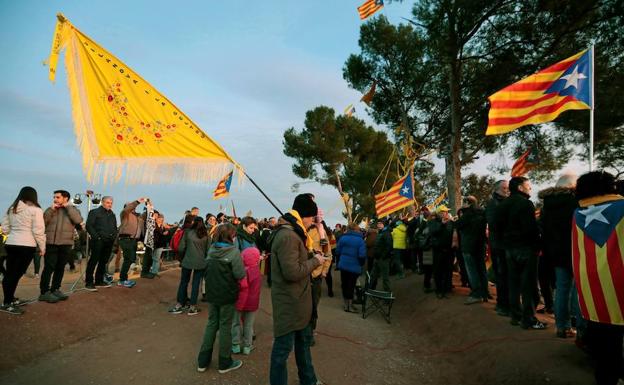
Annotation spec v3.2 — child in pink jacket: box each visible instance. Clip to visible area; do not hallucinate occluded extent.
[231,247,262,355]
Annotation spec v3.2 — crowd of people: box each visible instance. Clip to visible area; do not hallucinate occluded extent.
[1,170,623,384]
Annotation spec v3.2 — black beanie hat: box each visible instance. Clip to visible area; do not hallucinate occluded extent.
[292,194,318,218]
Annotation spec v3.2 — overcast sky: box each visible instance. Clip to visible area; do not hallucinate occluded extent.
[0,1,588,225]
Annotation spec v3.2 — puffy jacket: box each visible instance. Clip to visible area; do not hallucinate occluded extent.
[178,229,210,270]
[391,222,407,249]
[236,247,262,312]
[43,205,83,246]
[1,201,46,251]
[205,242,246,306]
[336,230,367,274]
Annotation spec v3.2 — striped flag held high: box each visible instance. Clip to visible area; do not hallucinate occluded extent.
[511,146,539,177]
[486,49,592,135]
[375,171,414,218]
[358,0,384,20]
[213,171,233,200]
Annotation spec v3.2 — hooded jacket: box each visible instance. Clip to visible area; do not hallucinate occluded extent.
[269,217,321,337]
[235,247,262,312]
[538,186,577,269]
[391,222,407,249]
[178,229,210,270]
[1,201,46,251]
[43,204,83,246]
[205,242,245,305]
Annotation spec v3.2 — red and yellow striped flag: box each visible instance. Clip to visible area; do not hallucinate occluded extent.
[358,0,384,20]
[572,195,624,325]
[375,171,414,218]
[212,171,233,200]
[486,49,592,135]
[511,146,539,177]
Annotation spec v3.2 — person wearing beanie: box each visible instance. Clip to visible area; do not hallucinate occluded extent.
[268,193,324,385]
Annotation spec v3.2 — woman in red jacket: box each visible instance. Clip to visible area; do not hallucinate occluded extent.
[231,246,262,355]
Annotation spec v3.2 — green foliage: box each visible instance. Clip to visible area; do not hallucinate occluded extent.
[283,106,396,218]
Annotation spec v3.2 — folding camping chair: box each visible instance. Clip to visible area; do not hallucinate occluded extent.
[362,272,395,324]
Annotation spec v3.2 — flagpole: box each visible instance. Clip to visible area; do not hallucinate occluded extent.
[589,43,595,171]
[241,170,284,216]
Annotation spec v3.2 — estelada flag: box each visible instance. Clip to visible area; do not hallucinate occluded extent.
[213,171,233,200]
[344,104,355,117]
[511,146,539,177]
[486,49,592,135]
[360,81,377,106]
[358,0,384,20]
[48,14,239,184]
[375,171,414,218]
[572,195,624,325]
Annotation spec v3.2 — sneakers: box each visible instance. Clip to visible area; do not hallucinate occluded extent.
[197,367,207,373]
[232,344,241,354]
[85,283,98,292]
[0,304,24,315]
[52,290,69,301]
[11,298,28,307]
[168,304,183,314]
[95,281,112,288]
[464,296,481,305]
[522,320,548,330]
[242,346,255,355]
[218,360,242,374]
[140,272,156,279]
[103,274,114,285]
[39,291,60,303]
[117,280,136,288]
[187,306,200,316]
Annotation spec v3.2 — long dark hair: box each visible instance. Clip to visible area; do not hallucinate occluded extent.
[7,186,40,214]
[213,223,237,244]
[191,216,208,239]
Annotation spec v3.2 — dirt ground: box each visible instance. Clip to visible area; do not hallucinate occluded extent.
[0,262,595,385]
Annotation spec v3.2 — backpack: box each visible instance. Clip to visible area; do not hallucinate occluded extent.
[170,228,185,253]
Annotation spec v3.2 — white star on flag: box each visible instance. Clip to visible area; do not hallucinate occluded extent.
[579,204,611,228]
[560,65,587,90]
[401,186,410,194]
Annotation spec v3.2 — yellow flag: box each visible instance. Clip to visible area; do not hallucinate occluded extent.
[48,14,240,184]
[427,189,447,211]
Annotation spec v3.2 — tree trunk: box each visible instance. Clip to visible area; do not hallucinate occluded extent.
[446,61,463,214]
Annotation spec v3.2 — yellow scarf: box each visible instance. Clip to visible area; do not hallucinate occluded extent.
[48,14,239,184]
[289,210,314,251]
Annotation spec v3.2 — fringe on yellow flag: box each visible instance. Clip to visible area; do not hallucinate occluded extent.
[48,13,241,184]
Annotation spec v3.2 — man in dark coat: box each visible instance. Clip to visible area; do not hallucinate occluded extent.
[538,174,585,338]
[496,177,545,329]
[269,194,324,385]
[486,180,510,316]
[85,196,117,291]
[371,219,392,292]
[455,196,489,304]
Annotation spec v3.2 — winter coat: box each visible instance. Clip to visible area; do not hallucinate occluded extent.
[374,226,393,260]
[86,206,117,241]
[153,225,169,249]
[391,222,407,250]
[205,242,246,306]
[495,191,540,250]
[454,206,487,256]
[428,217,454,250]
[43,205,83,246]
[485,192,506,249]
[538,186,577,269]
[1,201,46,251]
[236,227,257,252]
[336,230,367,274]
[178,229,210,270]
[309,226,332,279]
[365,229,378,258]
[269,219,321,337]
[236,247,262,312]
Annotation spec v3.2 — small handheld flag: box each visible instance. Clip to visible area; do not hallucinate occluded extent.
[358,0,384,20]
[511,147,539,177]
[213,171,233,200]
[487,49,592,136]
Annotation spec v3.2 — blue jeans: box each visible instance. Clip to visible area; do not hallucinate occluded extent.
[150,247,163,275]
[554,267,585,331]
[270,325,317,385]
[176,267,204,305]
[463,251,489,299]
